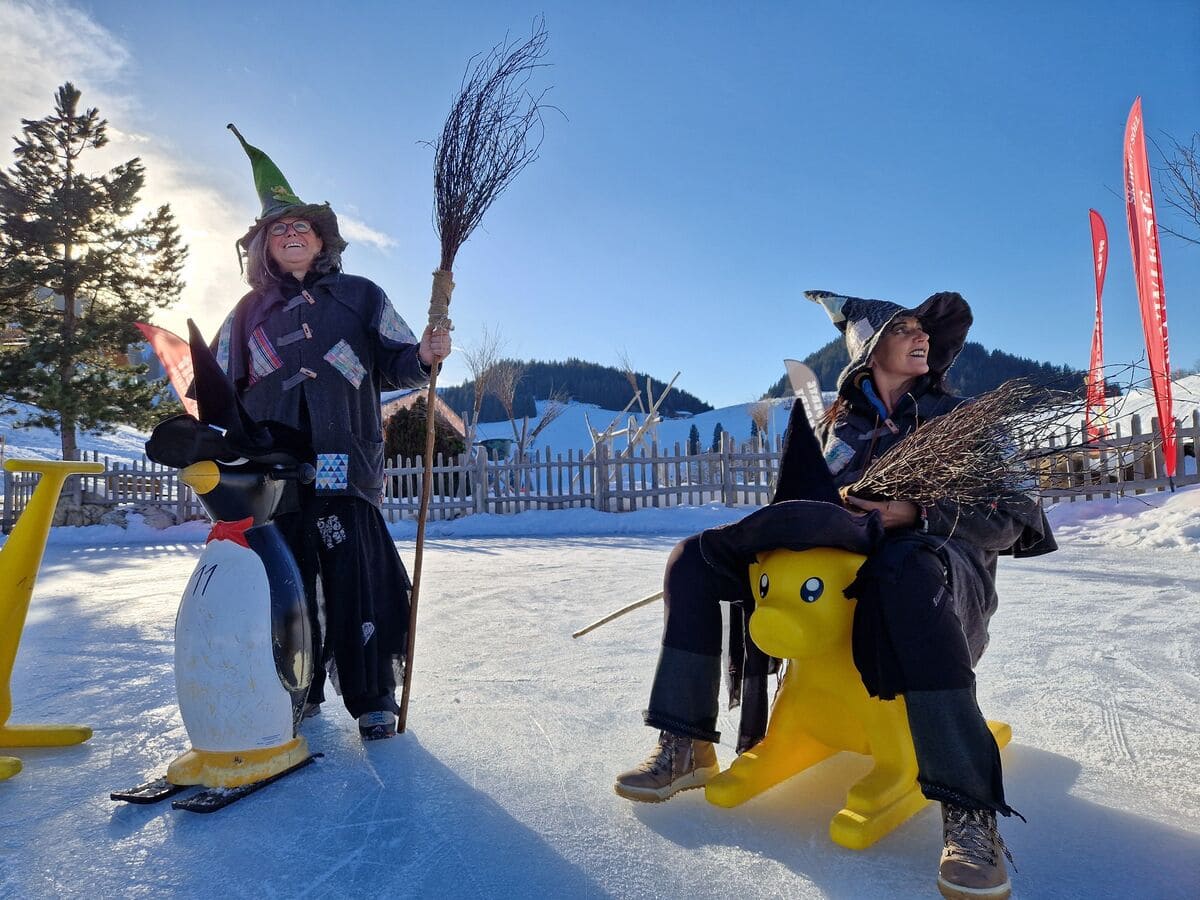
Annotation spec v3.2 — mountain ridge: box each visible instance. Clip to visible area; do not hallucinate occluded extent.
[441,343,1085,423]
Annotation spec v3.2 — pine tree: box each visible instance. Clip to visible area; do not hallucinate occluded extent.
[383,397,467,495]
[750,419,759,440]
[711,422,724,452]
[0,83,185,459]
[687,423,701,455]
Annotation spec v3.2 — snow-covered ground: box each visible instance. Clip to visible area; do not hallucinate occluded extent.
[1,485,1198,898]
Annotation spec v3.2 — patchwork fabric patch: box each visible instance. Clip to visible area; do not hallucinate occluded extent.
[315,453,350,491]
[379,299,417,344]
[823,435,857,476]
[316,514,347,549]
[215,316,233,374]
[248,327,283,380]
[845,317,876,364]
[324,339,367,389]
[361,622,376,645]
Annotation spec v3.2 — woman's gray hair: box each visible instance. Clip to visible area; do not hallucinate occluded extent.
[244,220,343,290]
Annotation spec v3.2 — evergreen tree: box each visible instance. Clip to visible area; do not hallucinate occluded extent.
[687,423,701,455]
[750,419,759,440]
[0,83,185,459]
[711,422,724,452]
[383,396,467,464]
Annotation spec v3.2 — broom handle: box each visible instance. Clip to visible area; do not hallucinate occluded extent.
[398,270,454,734]
[571,590,664,639]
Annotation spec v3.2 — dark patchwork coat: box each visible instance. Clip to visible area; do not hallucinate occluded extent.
[215,272,429,508]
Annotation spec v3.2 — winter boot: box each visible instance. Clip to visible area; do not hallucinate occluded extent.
[937,803,1013,900]
[357,710,397,741]
[613,730,719,802]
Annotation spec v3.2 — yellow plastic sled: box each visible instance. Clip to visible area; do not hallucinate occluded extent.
[705,546,1010,850]
[0,459,104,780]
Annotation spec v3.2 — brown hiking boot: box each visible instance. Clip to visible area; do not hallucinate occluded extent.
[937,803,1014,900]
[613,730,719,802]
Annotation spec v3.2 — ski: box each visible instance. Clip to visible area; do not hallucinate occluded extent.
[110,776,191,805]
[171,753,320,814]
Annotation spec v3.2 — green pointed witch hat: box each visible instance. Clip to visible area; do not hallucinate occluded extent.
[228,123,347,255]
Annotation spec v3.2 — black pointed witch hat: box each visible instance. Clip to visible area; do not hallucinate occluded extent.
[145,320,312,469]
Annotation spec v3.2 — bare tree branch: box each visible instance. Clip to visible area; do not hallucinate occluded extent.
[1151,132,1200,246]
[490,359,526,445]
[459,324,505,447]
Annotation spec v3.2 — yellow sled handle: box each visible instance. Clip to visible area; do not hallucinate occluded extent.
[0,459,104,757]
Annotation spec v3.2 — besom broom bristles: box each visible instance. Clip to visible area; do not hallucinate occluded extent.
[849,368,1171,511]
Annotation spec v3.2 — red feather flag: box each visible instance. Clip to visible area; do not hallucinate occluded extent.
[1085,209,1109,441]
[1123,98,1176,479]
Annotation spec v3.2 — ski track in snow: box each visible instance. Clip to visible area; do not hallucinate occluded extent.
[0,488,1198,897]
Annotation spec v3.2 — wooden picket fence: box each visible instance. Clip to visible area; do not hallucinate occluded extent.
[2,412,1196,532]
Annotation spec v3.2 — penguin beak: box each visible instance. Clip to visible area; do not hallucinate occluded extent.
[181,460,221,494]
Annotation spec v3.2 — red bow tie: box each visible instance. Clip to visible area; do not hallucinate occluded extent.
[206,516,254,548]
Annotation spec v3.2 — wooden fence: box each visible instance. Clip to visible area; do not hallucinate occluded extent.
[2,412,1196,532]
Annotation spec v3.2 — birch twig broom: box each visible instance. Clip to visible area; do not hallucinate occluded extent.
[399,20,550,732]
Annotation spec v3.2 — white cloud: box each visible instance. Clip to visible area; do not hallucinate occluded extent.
[339,215,400,251]
[0,0,246,340]
[0,1,405,341]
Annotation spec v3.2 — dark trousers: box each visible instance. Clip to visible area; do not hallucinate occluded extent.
[644,530,1011,814]
[275,495,411,719]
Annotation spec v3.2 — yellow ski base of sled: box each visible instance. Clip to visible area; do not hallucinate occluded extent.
[167,736,310,789]
[0,756,21,780]
[0,723,93,747]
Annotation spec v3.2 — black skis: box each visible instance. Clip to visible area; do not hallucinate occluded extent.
[171,754,318,813]
[110,776,190,804]
[110,753,320,812]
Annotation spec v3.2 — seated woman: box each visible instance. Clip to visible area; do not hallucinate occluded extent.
[614,290,1055,900]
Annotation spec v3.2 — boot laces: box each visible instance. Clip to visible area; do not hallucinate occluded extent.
[638,731,682,775]
[943,805,1016,870]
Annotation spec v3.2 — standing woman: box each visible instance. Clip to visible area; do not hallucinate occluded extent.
[215,126,451,740]
[615,290,1054,900]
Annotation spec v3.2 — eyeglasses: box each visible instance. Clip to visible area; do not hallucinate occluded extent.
[268,220,314,236]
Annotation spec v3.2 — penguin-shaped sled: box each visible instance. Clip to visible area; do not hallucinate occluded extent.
[113,322,318,808]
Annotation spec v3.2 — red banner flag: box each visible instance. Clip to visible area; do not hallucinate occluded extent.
[1085,209,1109,441]
[1123,97,1176,479]
[135,322,198,419]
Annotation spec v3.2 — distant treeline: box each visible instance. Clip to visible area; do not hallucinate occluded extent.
[763,338,1097,399]
[439,358,713,423]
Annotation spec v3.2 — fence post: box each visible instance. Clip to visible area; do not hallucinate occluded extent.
[2,466,11,534]
[721,432,735,506]
[594,442,609,512]
[474,450,488,515]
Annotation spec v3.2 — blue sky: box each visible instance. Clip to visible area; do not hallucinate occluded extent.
[2,0,1198,407]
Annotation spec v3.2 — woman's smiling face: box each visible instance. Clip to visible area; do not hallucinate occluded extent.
[870,316,930,380]
[267,217,323,275]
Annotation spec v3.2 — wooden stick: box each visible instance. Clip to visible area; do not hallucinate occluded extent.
[572,590,664,639]
[398,272,454,735]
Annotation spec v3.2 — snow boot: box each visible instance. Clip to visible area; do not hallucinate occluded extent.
[357,710,396,741]
[937,803,1013,900]
[613,730,719,802]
